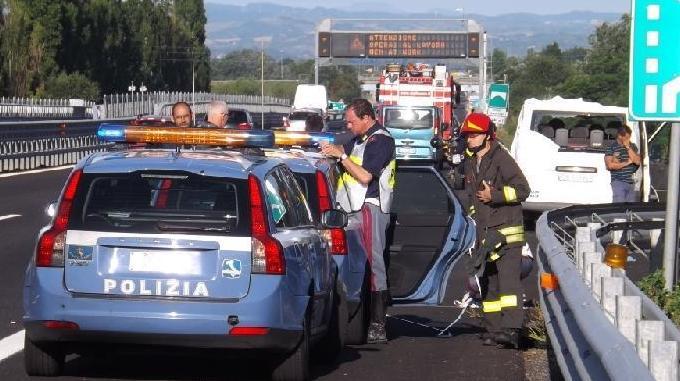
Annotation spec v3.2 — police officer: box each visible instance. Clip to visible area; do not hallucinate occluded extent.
[459,112,530,349]
[320,98,396,344]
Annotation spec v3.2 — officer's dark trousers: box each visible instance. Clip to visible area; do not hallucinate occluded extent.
[481,245,523,331]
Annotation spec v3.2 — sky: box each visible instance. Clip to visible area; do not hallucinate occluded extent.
[209,0,629,16]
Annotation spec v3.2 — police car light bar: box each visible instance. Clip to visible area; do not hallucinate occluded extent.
[97,124,275,148]
[273,131,335,147]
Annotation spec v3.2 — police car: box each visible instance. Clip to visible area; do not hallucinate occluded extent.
[23,126,348,381]
[269,131,477,344]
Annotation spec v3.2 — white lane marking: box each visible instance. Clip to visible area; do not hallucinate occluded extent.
[0,165,74,178]
[0,330,24,362]
[0,214,21,221]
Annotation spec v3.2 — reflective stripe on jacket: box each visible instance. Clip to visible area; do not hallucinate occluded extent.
[336,129,396,214]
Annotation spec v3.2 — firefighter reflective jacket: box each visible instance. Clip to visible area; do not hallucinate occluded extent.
[336,129,396,214]
[462,140,530,266]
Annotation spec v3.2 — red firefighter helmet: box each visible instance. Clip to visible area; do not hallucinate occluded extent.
[460,112,496,139]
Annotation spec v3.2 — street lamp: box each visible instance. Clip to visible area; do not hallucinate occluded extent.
[139,83,148,115]
[128,82,136,116]
[254,36,272,129]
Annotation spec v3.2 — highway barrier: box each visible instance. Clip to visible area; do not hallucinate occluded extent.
[0,136,109,172]
[0,112,289,173]
[537,204,680,381]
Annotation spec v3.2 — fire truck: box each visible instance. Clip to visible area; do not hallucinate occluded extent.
[376,63,461,167]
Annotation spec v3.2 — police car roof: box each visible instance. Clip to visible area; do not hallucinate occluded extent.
[264,149,331,174]
[81,148,282,179]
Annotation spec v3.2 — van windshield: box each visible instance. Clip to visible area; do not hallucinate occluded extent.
[384,108,434,130]
[530,112,627,152]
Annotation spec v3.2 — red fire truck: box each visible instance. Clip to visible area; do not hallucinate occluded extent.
[376,63,461,140]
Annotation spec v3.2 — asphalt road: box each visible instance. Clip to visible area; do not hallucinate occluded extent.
[0,167,544,381]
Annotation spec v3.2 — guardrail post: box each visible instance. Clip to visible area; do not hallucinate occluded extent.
[636,320,665,366]
[587,222,602,242]
[577,240,597,273]
[583,251,602,285]
[611,217,627,245]
[649,217,665,273]
[601,276,624,323]
[649,341,678,381]
[616,295,642,344]
[591,263,612,301]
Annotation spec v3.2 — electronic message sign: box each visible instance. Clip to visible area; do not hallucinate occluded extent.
[318,32,479,59]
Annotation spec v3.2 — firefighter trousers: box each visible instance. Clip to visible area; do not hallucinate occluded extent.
[481,245,523,331]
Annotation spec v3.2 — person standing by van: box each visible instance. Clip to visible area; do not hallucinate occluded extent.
[605,125,641,202]
[320,98,396,344]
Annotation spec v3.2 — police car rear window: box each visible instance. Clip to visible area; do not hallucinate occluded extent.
[68,172,250,235]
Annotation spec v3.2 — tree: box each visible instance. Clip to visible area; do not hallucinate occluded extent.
[41,72,100,101]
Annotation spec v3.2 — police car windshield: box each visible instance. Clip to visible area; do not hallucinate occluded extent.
[69,172,249,235]
[384,108,434,130]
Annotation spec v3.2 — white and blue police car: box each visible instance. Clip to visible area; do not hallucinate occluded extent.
[23,125,348,381]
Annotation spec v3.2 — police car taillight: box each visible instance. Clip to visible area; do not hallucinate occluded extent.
[249,175,285,274]
[36,169,82,267]
[316,170,347,255]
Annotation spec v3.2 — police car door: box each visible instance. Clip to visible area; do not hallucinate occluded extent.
[387,166,475,305]
[266,167,332,325]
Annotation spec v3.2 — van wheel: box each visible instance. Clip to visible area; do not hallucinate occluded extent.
[346,289,369,345]
[272,318,310,381]
[316,280,348,361]
[24,336,64,377]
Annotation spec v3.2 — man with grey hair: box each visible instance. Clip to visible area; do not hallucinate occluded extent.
[205,101,229,128]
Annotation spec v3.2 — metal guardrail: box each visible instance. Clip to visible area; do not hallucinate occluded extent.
[102,91,291,118]
[537,207,680,381]
[0,136,110,172]
[0,112,290,173]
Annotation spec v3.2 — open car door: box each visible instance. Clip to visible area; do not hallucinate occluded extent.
[387,166,475,305]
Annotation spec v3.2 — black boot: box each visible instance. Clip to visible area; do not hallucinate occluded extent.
[494,329,520,349]
[367,291,387,344]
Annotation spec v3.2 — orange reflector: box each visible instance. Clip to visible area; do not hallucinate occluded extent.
[229,327,270,336]
[540,272,559,290]
[273,131,334,147]
[42,320,80,330]
[604,243,628,269]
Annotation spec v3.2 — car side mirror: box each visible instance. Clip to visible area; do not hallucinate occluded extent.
[430,137,443,148]
[45,202,57,218]
[321,209,348,229]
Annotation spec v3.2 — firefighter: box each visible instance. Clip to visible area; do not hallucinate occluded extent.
[320,98,396,344]
[459,112,530,349]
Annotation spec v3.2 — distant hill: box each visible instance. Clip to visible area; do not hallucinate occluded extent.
[205,2,623,58]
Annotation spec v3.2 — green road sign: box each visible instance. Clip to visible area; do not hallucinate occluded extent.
[488,83,509,109]
[630,0,680,121]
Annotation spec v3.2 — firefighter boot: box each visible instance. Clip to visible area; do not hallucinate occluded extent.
[367,291,387,344]
[494,328,521,349]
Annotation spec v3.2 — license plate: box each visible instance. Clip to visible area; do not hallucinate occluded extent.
[557,173,593,183]
[129,251,202,275]
[398,147,416,155]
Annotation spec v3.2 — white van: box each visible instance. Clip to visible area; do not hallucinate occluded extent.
[284,85,328,131]
[510,96,651,211]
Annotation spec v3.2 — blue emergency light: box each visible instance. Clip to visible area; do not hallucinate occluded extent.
[97,123,275,148]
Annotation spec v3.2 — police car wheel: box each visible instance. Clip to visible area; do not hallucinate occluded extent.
[315,280,348,361]
[24,336,64,377]
[272,317,310,381]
